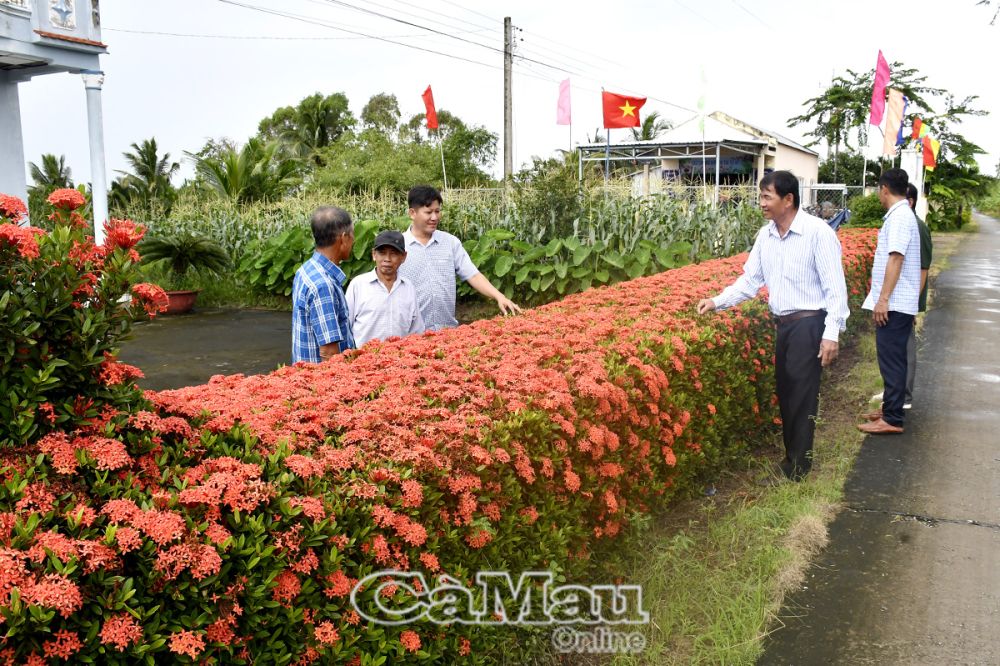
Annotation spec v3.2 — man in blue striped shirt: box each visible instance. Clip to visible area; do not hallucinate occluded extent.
[858,169,922,435]
[291,206,356,363]
[698,170,849,482]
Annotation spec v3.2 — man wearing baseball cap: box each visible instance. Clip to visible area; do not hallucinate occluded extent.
[345,230,425,346]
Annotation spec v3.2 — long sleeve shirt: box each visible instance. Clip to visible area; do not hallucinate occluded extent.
[712,208,850,342]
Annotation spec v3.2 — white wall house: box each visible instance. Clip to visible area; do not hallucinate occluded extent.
[1,0,107,241]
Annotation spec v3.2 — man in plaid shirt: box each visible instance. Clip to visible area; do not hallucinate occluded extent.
[292,206,356,363]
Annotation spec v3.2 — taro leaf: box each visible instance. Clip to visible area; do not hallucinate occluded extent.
[514,265,532,285]
[545,238,563,257]
[571,245,592,266]
[601,251,625,269]
[494,254,515,277]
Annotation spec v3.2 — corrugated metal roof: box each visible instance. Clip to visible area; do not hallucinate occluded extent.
[578,112,818,156]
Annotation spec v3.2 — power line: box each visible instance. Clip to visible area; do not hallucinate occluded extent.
[431,0,499,26]
[380,0,499,35]
[103,26,433,40]
[516,28,632,72]
[298,0,502,44]
[312,0,578,75]
[215,0,500,71]
[729,0,772,29]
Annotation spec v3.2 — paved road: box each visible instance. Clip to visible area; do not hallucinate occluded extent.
[760,212,1000,665]
[119,309,290,391]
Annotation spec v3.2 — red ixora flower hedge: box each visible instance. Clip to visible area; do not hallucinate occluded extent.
[1,192,877,664]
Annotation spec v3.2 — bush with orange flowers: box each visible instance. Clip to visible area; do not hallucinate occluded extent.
[1,193,876,663]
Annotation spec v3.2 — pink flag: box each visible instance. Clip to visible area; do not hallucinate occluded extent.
[882,88,905,156]
[868,50,891,125]
[556,78,572,125]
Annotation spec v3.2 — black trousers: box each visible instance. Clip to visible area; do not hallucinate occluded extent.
[876,311,915,427]
[775,314,824,480]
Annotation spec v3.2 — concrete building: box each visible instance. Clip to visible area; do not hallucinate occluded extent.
[1,0,107,241]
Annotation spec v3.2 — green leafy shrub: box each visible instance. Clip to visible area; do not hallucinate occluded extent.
[237,217,401,297]
[847,193,885,227]
[1,189,165,445]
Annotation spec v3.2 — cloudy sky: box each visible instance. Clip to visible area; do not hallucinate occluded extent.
[17,0,1000,186]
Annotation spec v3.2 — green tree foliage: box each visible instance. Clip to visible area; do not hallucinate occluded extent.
[109,138,179,216]
[27,153,73,225]
[189,138,301,204]
[257,92,355,162]
[788,62,943,178]
[360,92,401,136]
[630,111,673,141]
[818,151,878,186]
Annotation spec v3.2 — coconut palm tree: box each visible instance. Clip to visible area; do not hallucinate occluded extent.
[110,138,179,215]
[630,111,673,141]
[28,154,73,192]
[189,138,301,204]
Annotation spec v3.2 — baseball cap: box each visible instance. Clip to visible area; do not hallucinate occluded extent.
[372,230,406,253]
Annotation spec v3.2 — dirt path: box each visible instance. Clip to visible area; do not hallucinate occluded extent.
[759,212,1000,665]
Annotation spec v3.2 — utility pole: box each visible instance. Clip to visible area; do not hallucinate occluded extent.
[503,16,513,181]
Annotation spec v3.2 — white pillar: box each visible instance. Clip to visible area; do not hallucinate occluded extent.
[82,69,108,244]
[0,73,28,222]
[898,147,927,219]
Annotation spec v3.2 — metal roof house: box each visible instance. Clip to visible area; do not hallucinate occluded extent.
[578,111,820,203]
[1,0,108,241]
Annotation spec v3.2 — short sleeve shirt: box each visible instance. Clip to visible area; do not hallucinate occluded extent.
[291,252,355,363]
[345,270,425,346]
[396,229,479,331]
[862,200,921,315]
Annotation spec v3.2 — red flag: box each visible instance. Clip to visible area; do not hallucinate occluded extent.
[868,50,891,125]
[911,117,923,140]
[422,85,439,130]
[601,91,646,129]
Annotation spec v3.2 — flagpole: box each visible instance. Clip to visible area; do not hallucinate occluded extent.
[604,129,610,186]
[438,129,448,190]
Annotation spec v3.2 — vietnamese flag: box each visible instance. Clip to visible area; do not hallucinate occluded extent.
[602,91,646,129]
[422,85,439,130]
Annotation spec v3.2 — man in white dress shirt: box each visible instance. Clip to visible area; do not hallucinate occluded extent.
[697,171,850,482]
[397,185,521,331]
[858,169,922,435]
[345,230,425,346]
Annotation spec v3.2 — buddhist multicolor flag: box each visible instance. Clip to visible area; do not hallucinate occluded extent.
[869,50,891,125]
[556,78,572,125]
[924,136,941,170]
[601,91,646,129]
[421,85,439,130]
[882,89,905,156]
[895,96,910,146]
[911,117,929,140]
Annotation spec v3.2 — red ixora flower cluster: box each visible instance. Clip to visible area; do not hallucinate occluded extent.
[0,223,45,260]
[46,188,86,211]
[131,282,170,317]
[103,218,146,253]
[0,193,28,223]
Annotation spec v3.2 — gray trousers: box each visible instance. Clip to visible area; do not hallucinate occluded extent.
[905,321,916,404]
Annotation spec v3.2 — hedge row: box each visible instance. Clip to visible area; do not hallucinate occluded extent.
[1,191,877,664]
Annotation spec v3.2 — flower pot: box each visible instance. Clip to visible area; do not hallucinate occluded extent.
[164,290,200,315]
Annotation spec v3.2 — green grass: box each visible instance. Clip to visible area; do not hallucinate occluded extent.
[598,332,881,666]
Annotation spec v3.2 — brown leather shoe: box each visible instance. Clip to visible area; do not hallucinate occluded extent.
[857,418,904,435]
[862,409,883,422]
